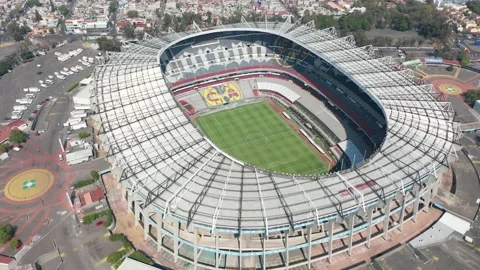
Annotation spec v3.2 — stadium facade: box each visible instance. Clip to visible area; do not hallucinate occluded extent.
[92,19,460,269]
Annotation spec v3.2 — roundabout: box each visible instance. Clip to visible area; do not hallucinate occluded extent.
[438,84,462,95]
[4,168,55,202]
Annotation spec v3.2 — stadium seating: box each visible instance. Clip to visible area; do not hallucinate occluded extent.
[256,81,301,103]
[176,91,207,112]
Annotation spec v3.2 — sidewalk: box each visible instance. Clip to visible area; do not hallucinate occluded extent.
[103,173,177,269]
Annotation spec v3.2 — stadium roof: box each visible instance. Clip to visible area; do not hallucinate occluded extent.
[93,19,460,234]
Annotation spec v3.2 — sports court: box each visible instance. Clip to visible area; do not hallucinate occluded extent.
[196,102,328,175]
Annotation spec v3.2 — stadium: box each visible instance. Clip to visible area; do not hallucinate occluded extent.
[92,19,460,269]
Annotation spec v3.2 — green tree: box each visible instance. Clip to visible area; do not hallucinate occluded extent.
[463,90,480,106]
[206,11,212,25]
[8,130,27,144]
[34,10,43,22]
[162,13,172,30]
[459,51,470,67]
[91,171,99,181]
[0,224,14,244]
[467,1,480,15]
[352,31,368,47]
[58,5,70,17]
[27,0,42,7]
[96,37,122,52]
[122,24,135,39]
[109,0,119,14]
[391,15,410,31]
[0,144,9,154]
[127,10,138,18]
[135,30,144,40]
[7,22,31,41]
[49,0,56,12]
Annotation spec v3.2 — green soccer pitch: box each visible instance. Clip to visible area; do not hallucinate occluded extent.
[195,102,329,175]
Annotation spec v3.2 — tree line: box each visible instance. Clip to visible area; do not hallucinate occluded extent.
[301,0,450,44]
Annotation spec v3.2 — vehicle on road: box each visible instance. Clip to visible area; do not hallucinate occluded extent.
[15,241,23,250]
[40,83,48,88]
[58,154,63,161]
[54,52,62,56]
[96,221,104,227]
[36,64,41,68]
[13,146,21,151]
[45,79,54,85]
[56,75,65,80]
[25,94,36,99]
[75,65,83,71]
[48,75,54,79]
[39,80,44,84]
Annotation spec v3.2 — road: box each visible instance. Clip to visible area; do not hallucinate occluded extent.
[17,211,116,270]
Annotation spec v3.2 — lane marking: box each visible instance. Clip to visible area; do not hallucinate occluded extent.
[454,67,461,78]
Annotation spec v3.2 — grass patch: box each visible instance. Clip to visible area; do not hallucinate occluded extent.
[66,74,91,93]
[128,250,153,265]
[73,178,96,188]
[78,132,90,139]
[82,209,112,225]
[113,258,125,269]
[196,102,328,175]
[107,250,127,264]
[109,234,133,251]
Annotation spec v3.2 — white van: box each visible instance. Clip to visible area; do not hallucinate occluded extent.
[29,87,41,92]
[13,105,28,111]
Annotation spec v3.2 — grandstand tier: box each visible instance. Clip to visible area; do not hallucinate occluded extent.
[93,21,459,269]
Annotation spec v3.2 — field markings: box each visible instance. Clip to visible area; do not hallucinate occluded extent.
[197,102,328,174]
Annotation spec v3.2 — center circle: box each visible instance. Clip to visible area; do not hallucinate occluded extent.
[438,84,461,95]
[245,134,268,147]
[4,168,55,202]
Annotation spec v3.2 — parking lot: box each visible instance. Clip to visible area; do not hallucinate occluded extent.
[0,41,97,129]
